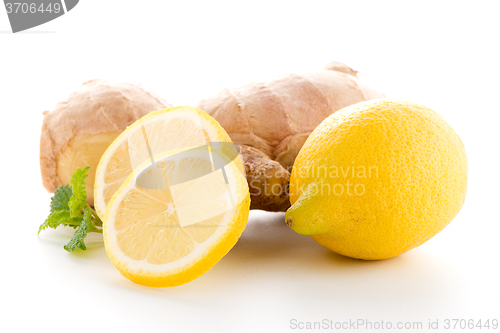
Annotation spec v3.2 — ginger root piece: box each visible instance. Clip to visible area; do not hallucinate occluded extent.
[196,62,384,211]
[241,145,290,210]
[40,79,169,205]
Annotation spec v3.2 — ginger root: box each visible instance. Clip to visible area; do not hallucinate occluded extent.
[197,62,384,211]
[240,145,290,211]
[40,79,169,205]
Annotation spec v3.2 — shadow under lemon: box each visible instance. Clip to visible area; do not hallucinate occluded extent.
[37,209,460,318]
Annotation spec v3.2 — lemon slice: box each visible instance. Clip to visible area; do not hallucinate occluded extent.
[103,146,250,287]
[94,106,239,217]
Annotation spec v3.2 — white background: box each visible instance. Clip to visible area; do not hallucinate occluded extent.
[1,1,499,332]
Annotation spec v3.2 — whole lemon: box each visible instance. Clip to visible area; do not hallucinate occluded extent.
[285,99,467,260]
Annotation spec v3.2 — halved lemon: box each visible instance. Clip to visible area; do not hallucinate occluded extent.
[94,106,239,217]
[103,146,250,287]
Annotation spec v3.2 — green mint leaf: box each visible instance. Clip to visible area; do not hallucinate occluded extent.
[38,210,73,234]
[50,184,73,212]
[64,208,96,252]
[40,167,102,252]
[68,166,90,218]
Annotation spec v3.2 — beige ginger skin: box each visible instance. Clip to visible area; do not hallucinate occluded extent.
[40,62,382,212]
[40,79,169,205]
[197,61,384,211]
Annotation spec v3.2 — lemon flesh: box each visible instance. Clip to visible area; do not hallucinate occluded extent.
[94,106,238,217]
[104,147,249,287]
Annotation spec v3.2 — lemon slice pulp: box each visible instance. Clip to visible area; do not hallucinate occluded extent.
[94,106,238,217]
[103,147,249,287]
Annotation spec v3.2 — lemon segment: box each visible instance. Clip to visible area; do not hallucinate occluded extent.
[94,106,240,217]
[103,147,249,287]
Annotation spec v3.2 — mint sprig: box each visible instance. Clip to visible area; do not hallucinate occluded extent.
[38,167,103,251]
